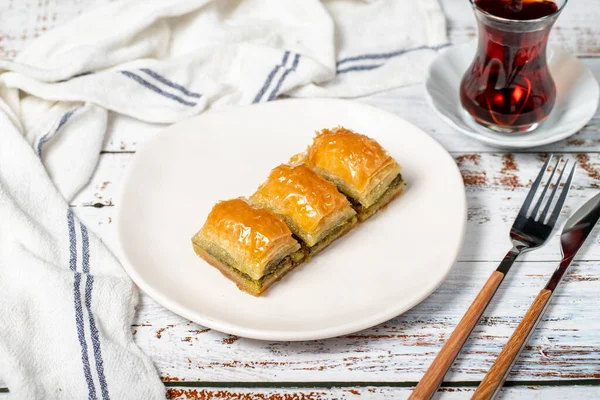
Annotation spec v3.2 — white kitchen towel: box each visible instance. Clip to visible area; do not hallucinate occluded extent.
[0,104,166,399]
[0,0,447,398]
[0,0,447,124]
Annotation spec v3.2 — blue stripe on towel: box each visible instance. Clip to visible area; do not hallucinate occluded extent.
[139,68,201,99]
[253,51,290,104]
[81,224,110,400]
[336,43,451,67]
[81,224,90,274]
[57,71,94,83]
[68,210,97,400]
[120,71,197,107]
[85,275,110,400]
[267,53,300,101]
[37,108,78,157]
[68,209,77,272]
[74,273,97,400]
[336,64,383,74]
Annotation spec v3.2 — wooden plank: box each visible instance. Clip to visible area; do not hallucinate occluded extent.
[0,385,598,399]
[163,386,600,400]
[99,58,600,154]
[71,152,600,262]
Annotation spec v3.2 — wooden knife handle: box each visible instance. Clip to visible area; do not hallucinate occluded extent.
[473,289,553,400]
[409,270,505,400]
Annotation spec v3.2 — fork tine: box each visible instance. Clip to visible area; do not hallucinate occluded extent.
[530,157,560,219]
[539,159,567,223]
[517,154,553,220]
[546,161,576,227]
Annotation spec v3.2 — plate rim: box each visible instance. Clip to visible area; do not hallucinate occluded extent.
[114,98,468,341]
[425,41,600,149]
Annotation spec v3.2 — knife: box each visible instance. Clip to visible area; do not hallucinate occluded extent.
[473,192,600,400]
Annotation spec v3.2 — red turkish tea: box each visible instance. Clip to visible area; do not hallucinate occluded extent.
[460,0,561,133]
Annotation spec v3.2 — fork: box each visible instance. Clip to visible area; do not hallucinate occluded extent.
[409,155,576,400]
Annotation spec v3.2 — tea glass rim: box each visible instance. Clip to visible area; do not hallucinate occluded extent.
[469,0,568,24]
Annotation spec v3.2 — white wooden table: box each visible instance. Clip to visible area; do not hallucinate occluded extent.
[1,1,599,399]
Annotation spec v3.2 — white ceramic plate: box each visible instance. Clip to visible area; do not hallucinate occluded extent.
[115,99,466,341]
[425,41,599,149]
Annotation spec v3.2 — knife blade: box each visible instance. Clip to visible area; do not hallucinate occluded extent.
[473,192,600,400]
[546,191,600,291]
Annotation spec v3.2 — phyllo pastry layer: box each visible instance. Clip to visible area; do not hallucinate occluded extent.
[250,164,356,248]
[301,127,403,210]
[192,198,302,295]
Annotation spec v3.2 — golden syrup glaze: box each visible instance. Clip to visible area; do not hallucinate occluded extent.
[199,198,298,273]
[250,164,353,234]
[305,127,399,193]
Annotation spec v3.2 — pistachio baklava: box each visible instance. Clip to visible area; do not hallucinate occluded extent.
[250,163,357,257]
[191,198,304,296]
[192,126,405,296]
[299,127,404,220]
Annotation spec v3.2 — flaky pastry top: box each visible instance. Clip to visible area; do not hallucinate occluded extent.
[304,127,399,194]
[251,164,352,234]
[199,198,298,276]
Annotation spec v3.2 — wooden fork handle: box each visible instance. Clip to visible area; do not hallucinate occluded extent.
[409,270,505,400]
[473,289,552,400]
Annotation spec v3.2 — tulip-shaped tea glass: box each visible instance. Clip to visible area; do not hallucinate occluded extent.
[460,0,567,133]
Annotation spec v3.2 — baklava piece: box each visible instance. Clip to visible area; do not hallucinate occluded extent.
[191,198,303,296]
[300,127,404,220]
[250,164,357,257]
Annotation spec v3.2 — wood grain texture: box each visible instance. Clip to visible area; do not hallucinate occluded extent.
[0,385,600,400]
[1,385,600,399]
[474,290,554,400]
[411,271,505,400]
[163,385,600,400]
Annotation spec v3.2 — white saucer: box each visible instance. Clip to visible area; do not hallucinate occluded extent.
[115,99,466,341]
[425,41,599,149]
